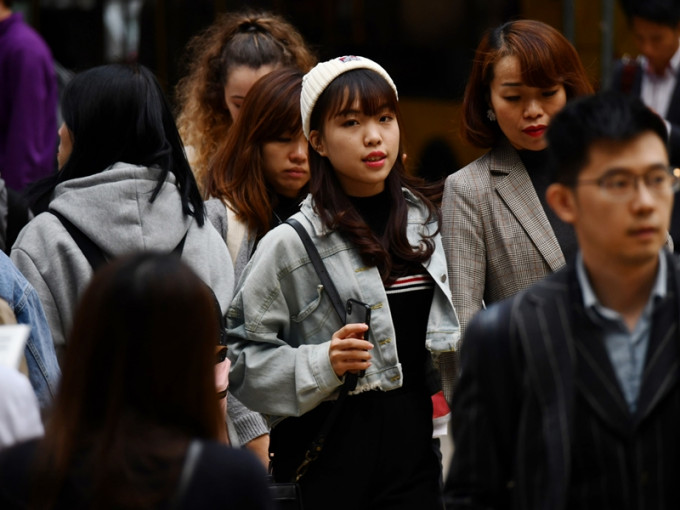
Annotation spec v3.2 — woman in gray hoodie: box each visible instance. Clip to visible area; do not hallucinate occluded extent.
[10,63,266,449]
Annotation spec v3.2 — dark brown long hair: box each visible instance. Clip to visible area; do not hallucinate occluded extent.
[462,19,594,148]
[309,68,440,284]
[206,67,305,236]
[32,253,221,509]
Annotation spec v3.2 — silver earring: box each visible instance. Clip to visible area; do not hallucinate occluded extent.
[487,109,496,122]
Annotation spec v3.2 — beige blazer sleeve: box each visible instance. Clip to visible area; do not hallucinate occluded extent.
[441,143,565,336]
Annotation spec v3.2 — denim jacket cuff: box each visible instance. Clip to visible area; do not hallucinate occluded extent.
[311,340,343,393]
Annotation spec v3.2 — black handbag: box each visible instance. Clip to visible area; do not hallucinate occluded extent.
[267,475,304,510]
[267,219,358,510]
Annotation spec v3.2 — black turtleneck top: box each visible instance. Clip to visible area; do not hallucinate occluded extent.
[270,193,304,230]
[518,149,578,264]
[348,190,432,392]
[251,193,305,253]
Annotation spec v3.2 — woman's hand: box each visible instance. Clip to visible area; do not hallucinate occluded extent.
[329,323,373,377]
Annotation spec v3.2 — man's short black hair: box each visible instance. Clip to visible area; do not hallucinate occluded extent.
[622,0,680,28]
[546,91,669,186]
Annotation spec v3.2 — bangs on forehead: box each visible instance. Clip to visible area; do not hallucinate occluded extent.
[267,115,303,140]
[500,34,564,89]
[279,102,304,136]
[258,74,304,140]
[517,51,563,89]
[324,69,398,119]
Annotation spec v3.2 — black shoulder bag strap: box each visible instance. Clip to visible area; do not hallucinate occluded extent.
[50,209,227,357]
[50,209,187,270]
[284,218,357,481]
[286,218,345,321]
[50,210,108,269]
[168,439,204,510]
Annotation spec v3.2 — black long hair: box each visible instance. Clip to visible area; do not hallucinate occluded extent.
[25,64,205,225]
[309,68,440,283]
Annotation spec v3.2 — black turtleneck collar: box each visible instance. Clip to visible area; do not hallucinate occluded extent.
[516,148,578,263]
[270,192,304,229]
[518,149,550,184]
[347,189,391,236]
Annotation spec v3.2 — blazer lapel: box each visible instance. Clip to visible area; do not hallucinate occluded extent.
[635,251,680,423]
[568,273,632,437]
[491,144,565,272]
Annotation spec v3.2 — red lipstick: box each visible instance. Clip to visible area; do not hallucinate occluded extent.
[522,125,547,138]
[363,151,387,169]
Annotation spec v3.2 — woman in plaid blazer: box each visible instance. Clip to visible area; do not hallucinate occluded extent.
[441,19,594,335]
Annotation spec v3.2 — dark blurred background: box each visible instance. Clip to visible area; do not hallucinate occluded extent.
[12,0,636,178]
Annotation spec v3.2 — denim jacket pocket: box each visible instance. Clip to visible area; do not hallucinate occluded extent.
[291,285,325,323]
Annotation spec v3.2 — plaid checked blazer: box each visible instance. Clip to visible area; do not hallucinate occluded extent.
[441,141,565,334]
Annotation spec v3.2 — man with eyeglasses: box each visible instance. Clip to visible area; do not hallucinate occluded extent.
[445,91,680,509]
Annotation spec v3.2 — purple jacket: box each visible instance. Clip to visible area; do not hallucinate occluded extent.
[0,13,57,191]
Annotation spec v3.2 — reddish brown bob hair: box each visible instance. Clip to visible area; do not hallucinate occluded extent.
[462,19,594,149]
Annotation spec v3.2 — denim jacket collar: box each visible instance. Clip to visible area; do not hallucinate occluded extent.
[298,188,436,237]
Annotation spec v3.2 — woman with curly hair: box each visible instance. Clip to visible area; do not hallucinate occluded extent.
[175,10,316,195]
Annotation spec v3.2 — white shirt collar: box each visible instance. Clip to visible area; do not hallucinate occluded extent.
[642,40,680,77]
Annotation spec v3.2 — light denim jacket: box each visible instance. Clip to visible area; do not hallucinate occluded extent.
[227,189,460,424]
[0,251,59,410]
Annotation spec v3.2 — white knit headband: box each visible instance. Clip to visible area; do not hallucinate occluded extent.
[300,55,398,139]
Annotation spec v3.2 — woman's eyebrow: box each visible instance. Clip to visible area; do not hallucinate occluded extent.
[335,108,362,117]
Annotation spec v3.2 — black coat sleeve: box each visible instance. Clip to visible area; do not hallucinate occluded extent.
[443,302,522,510]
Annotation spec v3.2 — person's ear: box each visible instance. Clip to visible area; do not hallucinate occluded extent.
[546,182,578,225]
[309,130,326,157]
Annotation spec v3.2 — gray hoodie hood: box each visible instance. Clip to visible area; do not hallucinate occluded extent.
[49,163,191,256]
[12,162,235,355]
